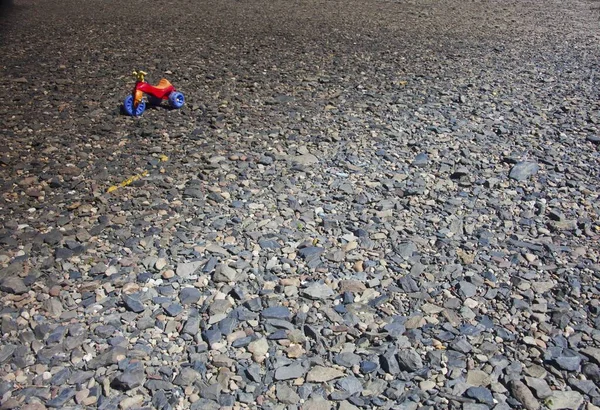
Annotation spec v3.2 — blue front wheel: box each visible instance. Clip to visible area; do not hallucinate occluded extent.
[169,91,185,109]
[123,95,146,116]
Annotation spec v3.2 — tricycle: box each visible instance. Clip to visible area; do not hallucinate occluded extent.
[123,70,185,116]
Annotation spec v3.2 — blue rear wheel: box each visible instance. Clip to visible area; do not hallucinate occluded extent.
[123,95,146,116]
[169,91,185,109]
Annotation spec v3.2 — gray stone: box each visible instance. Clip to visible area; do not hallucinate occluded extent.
[306,365,345,382]
[554,355,581,371]
[164,303,183,316]
[276,384,300,404]
[465,386,494,406]
[261,306,292,320]
[179,287,201,304]
[0,277,27,294]
[380,350,400,374]
[122,294,145,313]
[0,345,16,363]
[297,246,324,262]
[176,261,203,279]
[114,368,145,390]
[174,368,200,386]
[213,264,237,282]
[274,363,306,380]
[337,376,363,395]
[46,386,76,407]
[546,391,583,410]
[586,135,600,144]
[182,316,200,335]
[413,152,429,166]
[200,383,221,401]
[510,380,540,410]
[334,352,361,367]
[301,282,334,300]
[509,162,540,181]
[524,377,552,399]
[458,280,477,298]
[397,349,423,372]
[293,153,319,165]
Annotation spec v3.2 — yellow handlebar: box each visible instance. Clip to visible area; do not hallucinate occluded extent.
[132,70,147,82]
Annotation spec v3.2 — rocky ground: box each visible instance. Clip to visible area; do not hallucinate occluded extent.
[0,0,600,408]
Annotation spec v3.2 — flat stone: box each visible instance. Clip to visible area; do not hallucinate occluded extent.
[302,396,332,410]
[261,306,292,320]
[510,380,540,410]
[297,246,324,262]
[276,384,300,404]
[337,376,363,395]
[46,386,76,407]
[306,365,345,382]
[458,281,477,298]
[122,294,145,313]
[467,370,492,386]
[586,135,600,144]
[247,338,269,362]
[173,368,200,386]
[213,264,237,282]
[509,162,540,181]
[397,349,423,372]
[334,352,361,367]
[546,391,583,410]
[176,261,203,279]
[293,153,319,165]
[179,287,201,304]
[380,350,400,374]
[164,303,183,316]
[465,386,494,406]
[582,347,600,365]
[0,277,27,294]
[274,363,306,380]
[301,282,334,300]
[413,152,429,166]
[114,372,144,391]
[554,355,581,371]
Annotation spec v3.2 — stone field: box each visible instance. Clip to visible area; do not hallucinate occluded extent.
[0,0,600,408]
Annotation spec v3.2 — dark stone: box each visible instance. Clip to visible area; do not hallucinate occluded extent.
[380,350,400,374]
[297,247,324,261]
[334,352,361,367]
[397,349,423,372]
[50,367,71,385]
[360,361,378,374]
[46,386,76,407]
[413,152,429,166]
[202,328,222,346]
[554,355,581,371]
[179,287,202,304]
[113,362,145,390]
[122,294,145,313]
[465,386,494,406]
[261,306,292,320]
[164,303,183,317]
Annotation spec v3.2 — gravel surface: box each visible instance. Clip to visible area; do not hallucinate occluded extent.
[1,0,600,408]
